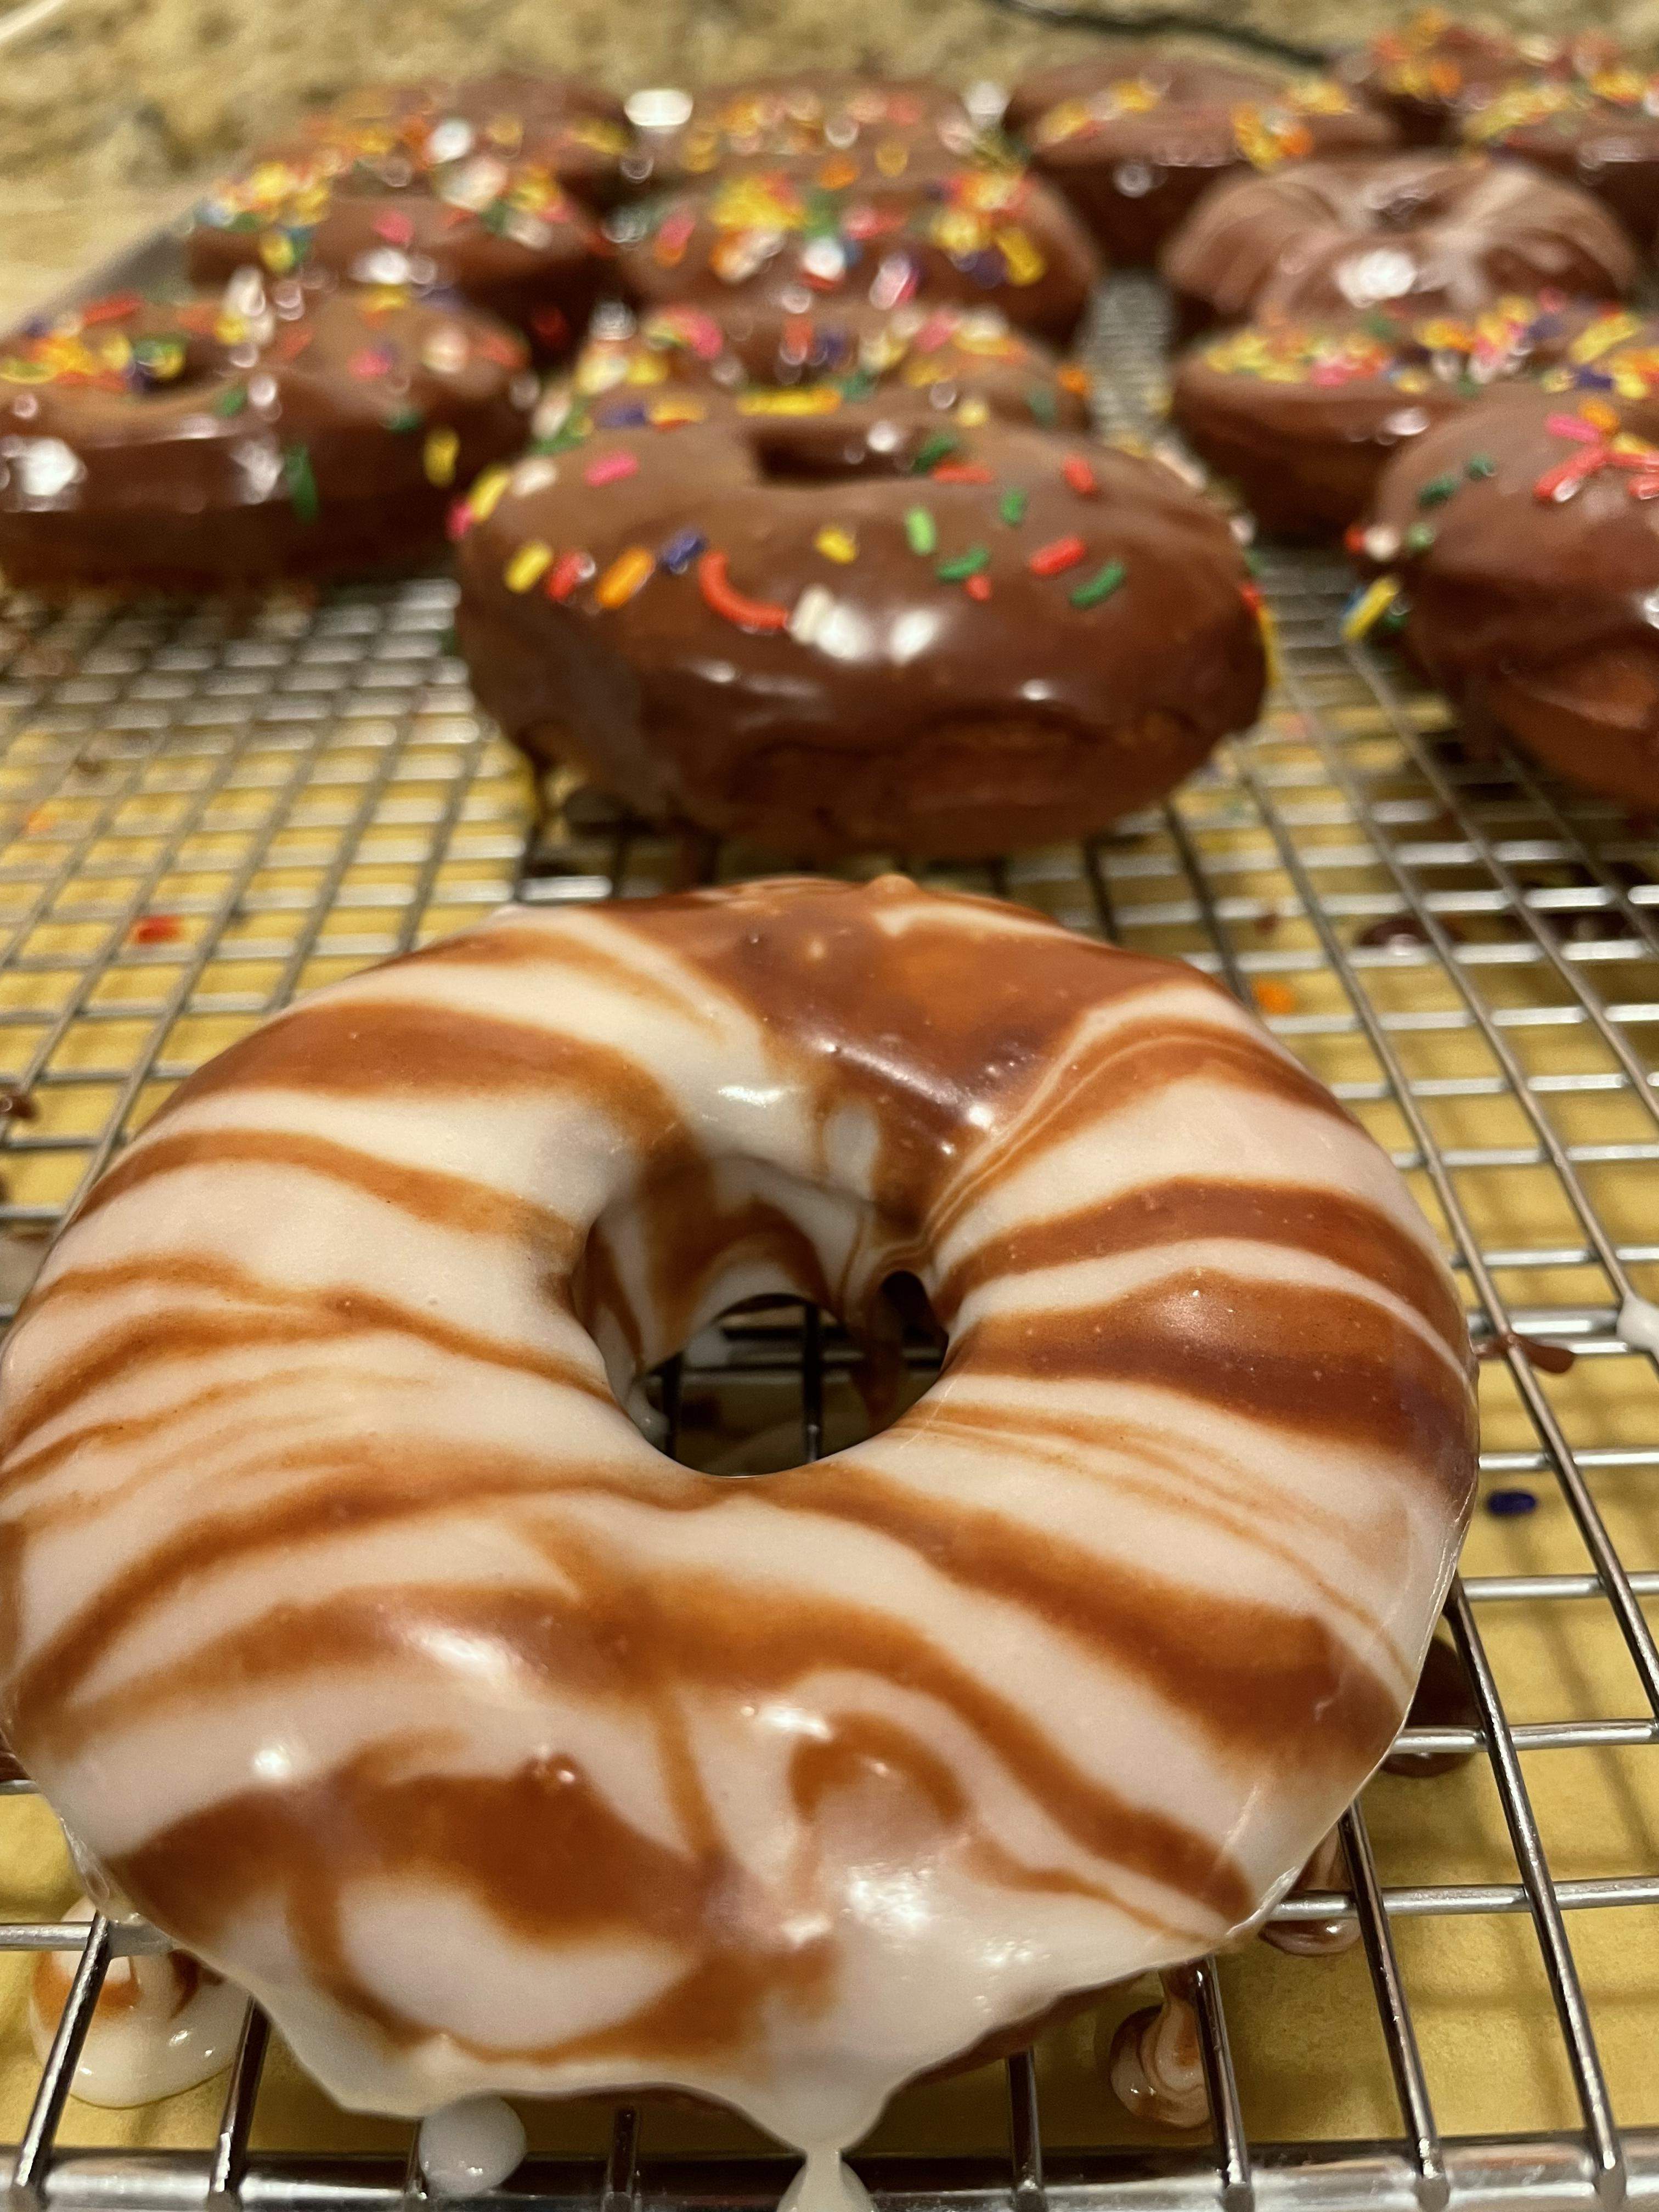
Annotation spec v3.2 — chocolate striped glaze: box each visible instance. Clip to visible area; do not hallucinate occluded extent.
[0,874,1475,2169]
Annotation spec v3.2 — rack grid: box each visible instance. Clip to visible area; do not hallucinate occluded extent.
[0,271,1655,2212]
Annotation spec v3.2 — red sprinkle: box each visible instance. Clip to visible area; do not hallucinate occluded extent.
[1533,454,1601,501]
[1240,582,1263,613]
[272,326,314,362]
[964,572,992,602]
[697,549,792,633]
[584,451,640,488]
[81,291,142,326]
[1062,455,1098,496]
[446,498,475,541]
[532,305,571,348]
[546,549,592,601]
[373,211,416,246]
[1028,534,1087,578]
[131,914,182,944]
[347,346,393,380]
[930,462,995,484]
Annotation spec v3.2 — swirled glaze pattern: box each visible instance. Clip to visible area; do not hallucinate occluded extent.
[0,874,1475,2168]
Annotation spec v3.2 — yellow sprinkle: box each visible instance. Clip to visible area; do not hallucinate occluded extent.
[1255,599,1282,688]
[595,546,655,609]
[1341,574,1401,644]
[259,231,297,274]
[468,466,513,523]
[995,227,1046,286]
[424,427,460,486]
[736,387,843,415]
[1570,312,1642,365]
[958,396,990,427]
[814,526,857,563]
[505,540,553,592]
[648,398,707,425]
[623,356,670,386]
[1581,396,1621,435]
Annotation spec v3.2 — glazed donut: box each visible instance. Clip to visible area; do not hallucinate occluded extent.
[313,71,636,210]
[1335,11,1570,145]
[633,71,981,190]
[451,404,1265,857]
[1161,150,1638,337]
[1169,296,1643,537]
[1462,66,1659,245]
[1005,48,1395,266]
[1363,363,1659,807]
[186,108,616,359]
[0,871,1476,2179]
[616,163,1101,349]
[0,281,534,594]
[564,300,1091,433]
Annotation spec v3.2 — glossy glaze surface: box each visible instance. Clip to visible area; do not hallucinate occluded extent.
[452,407,1265,857]
[635,73,980,191]
[0,873,1476,2164]
[1462,69,1659,244]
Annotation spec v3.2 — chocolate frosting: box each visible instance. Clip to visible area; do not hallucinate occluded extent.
[1336,12,1568,144]
[186,95,617,358]
[316,71,635,208]
[1161,150,1638,335]
[1170,296,1640,537]
[1368,369,1659,804]
[1007,48,1396,266]
[1462,70,1659,244]
[565,300,1091,433]
[0,281,533,592]
[637,72,981,191]
[452,404,1264,857]
[616,163,1101,349]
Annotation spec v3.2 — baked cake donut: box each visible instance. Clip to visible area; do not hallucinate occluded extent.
[452,404,1264,856]
[1005,48,1395,266]
[1170,296,1645,537]
[1161,150,1638,336]
[634,71,981,191]
[1336,11,1570,145]
[617,163,1101,349]
[0,280,534,594]
[1362,364,1659,807]
[0,871,1477,2183]
[312,71,636,210]
[1462,65,1659,245]
[187,108,616,359]
[565,301,1091,433]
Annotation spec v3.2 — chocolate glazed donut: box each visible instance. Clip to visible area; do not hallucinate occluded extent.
[617,163,1101,349]
[1161,151,1638,338]
[0,871,1476,2185]
[1462,68,1659,247]
[187,111,617,359]
[634,71,982,192]
[452,407,1266,858]
[1365,374,1659,808]
[315,71,636,210]
[1335,12,1562,146]
[0,284,534,594]
[1169,297,1643,538]
[1006,48,1395,266]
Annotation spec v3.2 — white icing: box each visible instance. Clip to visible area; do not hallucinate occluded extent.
[1617,1291,1659,1356]
[417,2095,527,2197]
[779,2149,875,2212]
[30,1900,245,2108]
[1102,1978,1209,2130]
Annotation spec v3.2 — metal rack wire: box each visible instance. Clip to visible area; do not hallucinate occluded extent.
[0,272,1655,2211]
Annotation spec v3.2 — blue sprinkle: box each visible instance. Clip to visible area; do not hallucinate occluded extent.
[1486,1487,1538,1518]
[1578,368,1615,389]
[596,401,650,428]
[21,316,49,338]
[660,527,707,574]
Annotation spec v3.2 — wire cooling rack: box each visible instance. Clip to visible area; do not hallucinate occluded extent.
[0,270,1655,2212]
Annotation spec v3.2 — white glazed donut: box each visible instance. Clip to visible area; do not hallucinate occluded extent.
[0,875,1474,2185]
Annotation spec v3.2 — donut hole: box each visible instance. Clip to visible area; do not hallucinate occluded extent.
[748,419,917,483]
[572,1166,944,1473]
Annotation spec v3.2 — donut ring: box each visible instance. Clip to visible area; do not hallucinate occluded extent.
[1006,49,1395,266]
[451,403,1265,857]
[1462,68,1659,245]
[186,112,616,359]
[616,163,1101,349]
[1160,151,1637,337]
[0,872,1476,2168]
[0,283,534,594]
[1169,295,1641,537]
[564,301,1091,433]
[635,71,981,191]
[1365,366,1659,806]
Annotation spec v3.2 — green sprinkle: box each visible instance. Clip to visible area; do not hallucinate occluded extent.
[530,415,592,456]
[1466,453,1497,479]
[999,488,1028,526]
[1026,386,1058,426]
[912,431,959,474]
[1378,600,1410,634]
[211,384,247,416]
[838,370,877,402]
[1244,548,1262,575]
[385,406,423,433]
[1417,473,1459,506]
[905,506,937,556]
[1403,521,1436,555]
[937,545,990,581]
[1069,558,1125,609]
[283,442,319,526]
